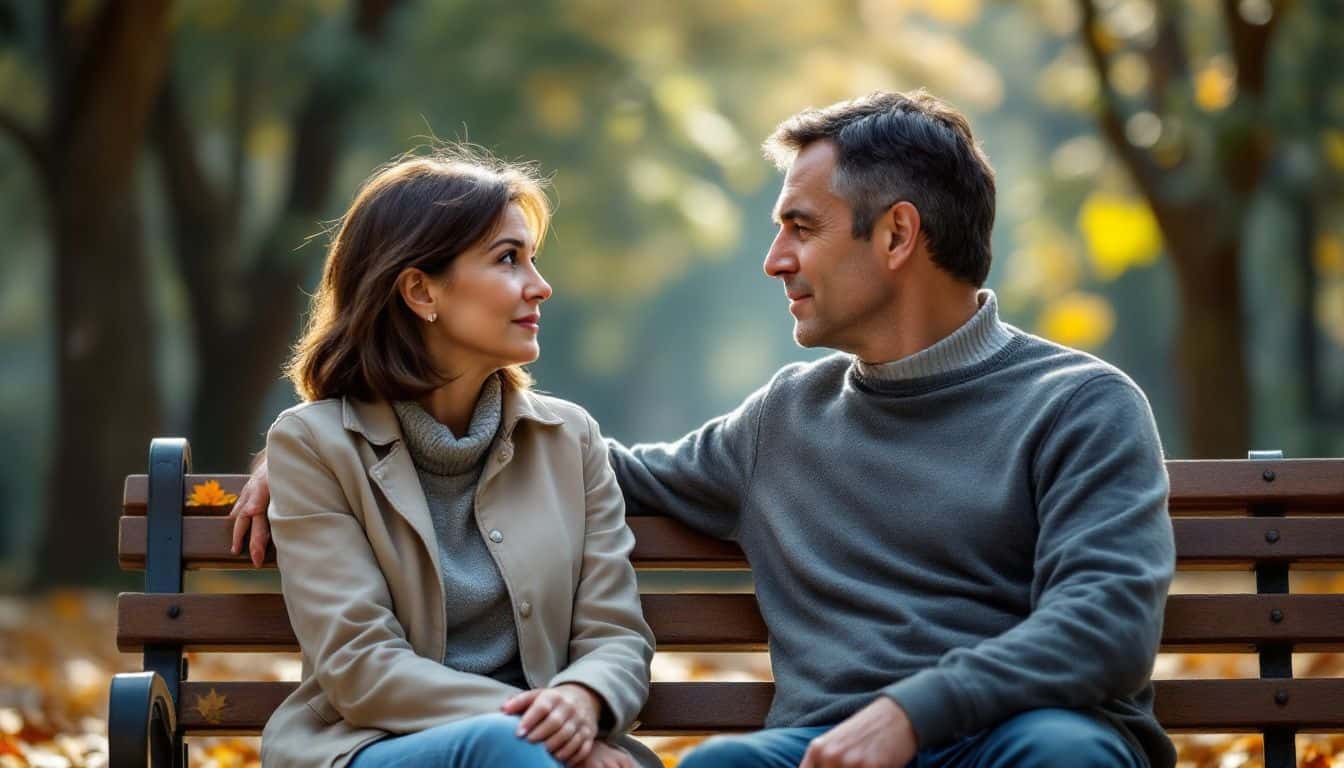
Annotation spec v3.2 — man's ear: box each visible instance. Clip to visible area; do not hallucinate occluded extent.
[396,267,437,322]
[877,201,921,272]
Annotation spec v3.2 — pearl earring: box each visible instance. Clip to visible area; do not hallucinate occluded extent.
[427,312,438,323]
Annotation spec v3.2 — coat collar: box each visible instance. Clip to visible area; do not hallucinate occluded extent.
[341,380,564,447]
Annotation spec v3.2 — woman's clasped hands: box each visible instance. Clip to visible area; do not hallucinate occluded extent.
[502,684,635,768]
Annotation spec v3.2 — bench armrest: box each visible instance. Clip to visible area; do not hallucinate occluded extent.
[109,671,179,768]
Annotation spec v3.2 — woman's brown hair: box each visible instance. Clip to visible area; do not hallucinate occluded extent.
[286,145,552,402]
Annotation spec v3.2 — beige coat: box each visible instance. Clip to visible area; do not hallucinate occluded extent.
[260,385,656,768]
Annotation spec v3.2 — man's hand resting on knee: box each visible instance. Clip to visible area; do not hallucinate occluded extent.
[230,452,272,568]
[800,697,917,768]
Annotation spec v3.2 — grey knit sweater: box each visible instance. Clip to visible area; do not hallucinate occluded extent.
[392,376,526,687]
[607,291,1176,767]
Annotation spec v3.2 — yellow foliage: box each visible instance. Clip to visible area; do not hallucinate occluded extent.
[527,76,584,136]
[654,73,713,117]
[1003,240,1081,302]
[187,480,239,508]
[920,0,982,26]
[678,180,741,251]
[1317,235,1344,278]
[1324,130,1344,172]
[605,105,646,144]
[1077,192,1162,280]
[1193,56,1236,112]
[1319,282,1344,349]
[247,120,290,159]
[1037,292,1115,350]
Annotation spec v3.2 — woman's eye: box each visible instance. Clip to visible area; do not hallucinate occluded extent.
[499,250,518,266]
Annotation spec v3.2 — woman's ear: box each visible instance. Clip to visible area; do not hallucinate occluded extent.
[396,267,438,323]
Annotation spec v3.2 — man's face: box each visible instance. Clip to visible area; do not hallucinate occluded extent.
[765,141,891,352]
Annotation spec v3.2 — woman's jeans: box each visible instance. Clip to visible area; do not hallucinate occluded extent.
[678,708,1146,768]
[348,713,561,767]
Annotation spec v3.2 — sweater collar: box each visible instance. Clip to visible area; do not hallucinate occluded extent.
[342,374,564,448]
[853,289,1015,384]
[392,376,501,476]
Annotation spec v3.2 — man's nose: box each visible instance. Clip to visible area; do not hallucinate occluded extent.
[764,233,798,278]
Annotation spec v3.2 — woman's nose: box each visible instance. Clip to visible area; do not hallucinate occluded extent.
[526,268,552,302]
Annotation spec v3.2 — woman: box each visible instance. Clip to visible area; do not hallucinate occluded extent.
[260,146,657,768]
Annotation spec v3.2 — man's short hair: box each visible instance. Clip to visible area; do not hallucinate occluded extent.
[763,90,996,287]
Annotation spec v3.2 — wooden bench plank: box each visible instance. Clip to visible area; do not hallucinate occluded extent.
[119,515,1344,571]
[123,460,1344,515]
[1166,460,1344,509]
[118,593,1344,653]
[119,593,768,653]
[172,679,1344,735]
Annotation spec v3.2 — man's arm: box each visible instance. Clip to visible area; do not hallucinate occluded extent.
[882,373,1175,750]
[605,376,775,540]
[230,449,270,567]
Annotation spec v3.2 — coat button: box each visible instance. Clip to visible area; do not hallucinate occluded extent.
[496,451,509,464]
[489,529,503,543]
[519,601,532,618]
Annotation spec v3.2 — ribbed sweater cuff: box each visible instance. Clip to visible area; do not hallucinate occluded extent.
[883,668,970,750]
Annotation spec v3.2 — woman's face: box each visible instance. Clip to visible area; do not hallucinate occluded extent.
[426,203,551,374]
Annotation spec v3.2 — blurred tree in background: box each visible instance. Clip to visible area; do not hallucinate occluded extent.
[1,0,1341,588]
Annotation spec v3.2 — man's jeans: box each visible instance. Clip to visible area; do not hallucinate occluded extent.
[679,708,1145,768]
[348,713,560,767]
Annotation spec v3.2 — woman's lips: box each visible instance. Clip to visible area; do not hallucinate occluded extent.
[513,314,540,330]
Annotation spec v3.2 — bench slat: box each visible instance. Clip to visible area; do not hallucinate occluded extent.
[117,593,1344,653]
[118,515,1344,571]
[119,593,767,652]
[171,679,1344,735]
[122,460,1344,515]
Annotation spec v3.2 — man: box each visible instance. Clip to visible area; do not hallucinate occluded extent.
[233,90,1175,768]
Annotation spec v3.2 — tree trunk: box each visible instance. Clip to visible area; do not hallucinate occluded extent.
[1170,240,1251,458]
[166,0,399,472]
[33,0,173,588]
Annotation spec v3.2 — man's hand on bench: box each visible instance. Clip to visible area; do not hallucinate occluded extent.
[229,452,272,567]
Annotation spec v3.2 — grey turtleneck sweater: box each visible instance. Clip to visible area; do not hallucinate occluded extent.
[607,290,1176,767]
[392,376,526,688]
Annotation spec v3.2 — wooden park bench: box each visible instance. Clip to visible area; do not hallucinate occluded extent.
[110,439,1344,767]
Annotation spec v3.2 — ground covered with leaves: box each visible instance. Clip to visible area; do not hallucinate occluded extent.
[1,590,1341,767]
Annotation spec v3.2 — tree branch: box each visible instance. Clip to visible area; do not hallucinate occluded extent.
[1146,0,1190,113]
[1076,0,1164,203]
[226,45,255,236]
[1220,0,1281,99]
[153,78,227,344]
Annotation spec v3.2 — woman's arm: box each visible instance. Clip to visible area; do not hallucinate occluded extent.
[546,412,656,737]
[267,412,523,732]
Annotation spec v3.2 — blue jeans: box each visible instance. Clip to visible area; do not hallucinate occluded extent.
[679,708,1144,768]
[348,713,561,768]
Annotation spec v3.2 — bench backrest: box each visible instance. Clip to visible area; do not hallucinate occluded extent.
[116,444,1344,766]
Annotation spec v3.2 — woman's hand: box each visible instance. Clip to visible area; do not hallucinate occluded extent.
[576,741,635,768]
[501,684,602,764]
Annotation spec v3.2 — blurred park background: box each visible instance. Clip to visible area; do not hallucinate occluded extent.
[1,0,1343,765]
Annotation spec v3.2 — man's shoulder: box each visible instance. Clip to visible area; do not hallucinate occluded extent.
[1008,328,1144,397]
[765,352,853,392]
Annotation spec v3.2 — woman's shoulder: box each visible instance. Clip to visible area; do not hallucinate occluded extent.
[270,398,344,434]
[514,390,604,445]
